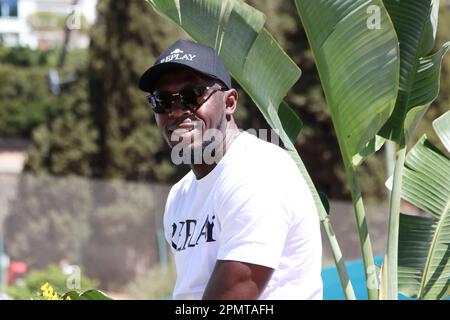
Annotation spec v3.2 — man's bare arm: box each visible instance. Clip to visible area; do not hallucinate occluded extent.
[202,260,274,300]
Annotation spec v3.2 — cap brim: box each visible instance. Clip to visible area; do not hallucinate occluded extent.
[138,61,227,93]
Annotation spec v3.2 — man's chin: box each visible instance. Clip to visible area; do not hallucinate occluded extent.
[169,136,223,165]
[168,127,201,143]
[169,140,202,150]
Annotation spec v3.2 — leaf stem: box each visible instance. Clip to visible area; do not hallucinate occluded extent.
[321,215,356,300]
[385,146,406,300]
[285,148,356,300]
[345,165,379,300]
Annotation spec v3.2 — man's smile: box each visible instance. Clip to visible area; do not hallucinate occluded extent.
[168,120,203,142]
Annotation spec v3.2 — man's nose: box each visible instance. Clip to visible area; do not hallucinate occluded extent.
[167,101,192,118]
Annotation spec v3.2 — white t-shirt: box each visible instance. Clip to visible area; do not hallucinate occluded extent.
[163,131,323,300]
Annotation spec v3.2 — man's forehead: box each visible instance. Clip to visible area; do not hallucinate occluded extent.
[155,67,210,88]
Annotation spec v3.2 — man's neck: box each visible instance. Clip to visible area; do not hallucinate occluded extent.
[191,125,241,180]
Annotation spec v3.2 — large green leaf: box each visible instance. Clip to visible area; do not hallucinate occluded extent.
[295,0,399,167]
[62,289,113,300]
[433,110,450,153]
[398,111,450,300]
[379,0,450,146]
[352,135,386,166]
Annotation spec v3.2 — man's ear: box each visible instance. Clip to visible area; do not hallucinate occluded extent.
[224,89,238,117]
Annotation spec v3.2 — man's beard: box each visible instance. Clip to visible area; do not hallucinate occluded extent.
[171,131,225,165]
[180,135,219,164]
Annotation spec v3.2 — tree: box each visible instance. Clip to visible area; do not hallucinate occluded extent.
[88,0,185,182]
[0,58,56,138]
[25,72,98,176]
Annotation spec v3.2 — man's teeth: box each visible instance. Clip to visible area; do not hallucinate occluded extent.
[173,127,194,134]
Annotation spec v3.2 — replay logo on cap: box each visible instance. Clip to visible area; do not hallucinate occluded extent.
[139,39,232,93]
[159,48,197,64]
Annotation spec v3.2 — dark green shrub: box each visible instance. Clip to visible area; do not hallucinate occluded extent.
[0,64,57,137]
[0,46,55,67]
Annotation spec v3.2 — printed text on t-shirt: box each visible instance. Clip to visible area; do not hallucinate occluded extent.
[171,214,216,251]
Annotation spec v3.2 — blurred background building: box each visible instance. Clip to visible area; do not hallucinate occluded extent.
[0,0,96,49]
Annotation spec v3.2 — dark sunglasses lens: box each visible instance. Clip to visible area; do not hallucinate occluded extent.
[150,91,171,113]
[181,85,207,106]
[148,85,214,113]
[147,97,161,113]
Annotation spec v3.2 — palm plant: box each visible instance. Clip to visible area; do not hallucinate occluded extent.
[391,111,450,300]
[377,0,449,299]
[146,0,449,300]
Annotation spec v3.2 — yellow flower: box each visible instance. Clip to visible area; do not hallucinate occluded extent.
[39,283,62,300]
[40,282,49,292]
[33,282,72,300]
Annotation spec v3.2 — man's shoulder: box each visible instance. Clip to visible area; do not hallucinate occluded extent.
[214,133,304,198]
[233,132,298,175]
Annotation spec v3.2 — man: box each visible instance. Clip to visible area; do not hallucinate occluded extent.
[139,39,322,300]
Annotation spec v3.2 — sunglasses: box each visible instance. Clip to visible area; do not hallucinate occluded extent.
[147,83,225,114]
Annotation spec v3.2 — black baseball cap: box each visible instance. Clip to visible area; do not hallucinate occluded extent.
[138,39,232,93]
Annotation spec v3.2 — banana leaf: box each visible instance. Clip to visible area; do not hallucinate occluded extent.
[379,0,450,146]
[295,0,400,167]
[397,111,450,300]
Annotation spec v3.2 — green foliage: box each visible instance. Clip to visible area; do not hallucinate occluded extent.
[25,72,99,176]
[0,64,57,137]
[62,289,113,300]
[5,264,99,300]
[379,0,449,146]
[0,46,55,67]
[415,5,450,150]
[0,45,89,139]
[374,0,450,299]
[397,111,450,300]
[0,45,95,171]
[296,0,399,165]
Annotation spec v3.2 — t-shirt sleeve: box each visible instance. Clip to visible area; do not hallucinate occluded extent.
[216,172,290,269]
